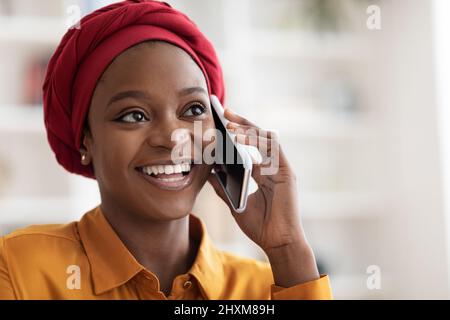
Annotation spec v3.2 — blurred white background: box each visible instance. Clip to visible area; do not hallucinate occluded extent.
[0,0,449,299]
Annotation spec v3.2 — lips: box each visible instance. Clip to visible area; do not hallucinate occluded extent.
[135,163,198,191]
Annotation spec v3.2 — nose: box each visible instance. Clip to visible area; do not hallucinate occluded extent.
[145,114,192,151]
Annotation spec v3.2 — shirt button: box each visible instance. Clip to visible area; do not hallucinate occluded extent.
[183,280,192,290]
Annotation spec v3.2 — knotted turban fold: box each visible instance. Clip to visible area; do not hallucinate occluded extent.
[43,0,225,179]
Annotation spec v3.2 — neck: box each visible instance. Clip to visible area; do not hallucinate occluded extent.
[100,202,198,295]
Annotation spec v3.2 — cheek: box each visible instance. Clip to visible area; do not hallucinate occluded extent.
[92,125,143,177]
[199,118,216,146]
[197,119,216,163]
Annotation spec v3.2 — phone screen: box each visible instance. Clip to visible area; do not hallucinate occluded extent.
[210,105,245,209]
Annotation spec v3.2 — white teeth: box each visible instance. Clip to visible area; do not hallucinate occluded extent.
[174,164,182,174]
[140,162,192,176]
[164,165,174,174]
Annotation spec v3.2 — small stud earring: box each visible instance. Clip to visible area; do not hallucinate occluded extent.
[81,154,86,162]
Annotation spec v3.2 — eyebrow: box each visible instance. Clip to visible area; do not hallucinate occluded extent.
[178,86,208,97]
[107,86,208,107]
[107,90,150,107]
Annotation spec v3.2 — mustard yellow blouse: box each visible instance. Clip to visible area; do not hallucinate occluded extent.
[0,206,332,300]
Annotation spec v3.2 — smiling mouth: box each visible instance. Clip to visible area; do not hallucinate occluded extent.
[135,161,197,191]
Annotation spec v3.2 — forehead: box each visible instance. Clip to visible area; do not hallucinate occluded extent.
[97,41,208,97]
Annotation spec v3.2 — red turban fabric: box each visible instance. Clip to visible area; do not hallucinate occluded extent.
[43,0,225,179]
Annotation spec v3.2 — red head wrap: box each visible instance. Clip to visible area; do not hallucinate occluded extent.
[43,0,225,179]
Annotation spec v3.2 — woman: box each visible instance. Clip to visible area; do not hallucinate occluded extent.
[0,0,331,299]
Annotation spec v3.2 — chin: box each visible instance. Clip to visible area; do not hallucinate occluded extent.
[138,198,195,221]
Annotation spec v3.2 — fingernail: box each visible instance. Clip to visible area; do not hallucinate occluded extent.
[225,108,235,116]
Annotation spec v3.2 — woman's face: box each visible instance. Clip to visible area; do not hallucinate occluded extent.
[84,41,215,222]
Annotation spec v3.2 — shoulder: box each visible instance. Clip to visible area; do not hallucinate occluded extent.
[215,249,274,299]
[0,221,90,298]
[218,250,272,277]
[0,221,84,275]
[2,221,80,248]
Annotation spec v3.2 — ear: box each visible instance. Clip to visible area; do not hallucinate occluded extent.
[80,124,93,166]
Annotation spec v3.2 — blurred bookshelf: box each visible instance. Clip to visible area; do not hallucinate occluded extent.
[0,105,43,132]
[180,0,386,300]
[1,0,436,299]
[0,0,104,235]
[0,0,383,299]
[0,15,65,45]
[246,30,372,61]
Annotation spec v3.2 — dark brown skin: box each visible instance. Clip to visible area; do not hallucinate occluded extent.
[80,41,319,296]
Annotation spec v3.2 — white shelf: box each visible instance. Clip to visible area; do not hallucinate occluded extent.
[278,118,373,141]
[244,30,372,61]
[0,15,66,45]
[330,273,386,299]
[0,105,45,133]
[300,191,382,220]
[255,107,374,141]
[0,176,101,229]
[0,196,76,225]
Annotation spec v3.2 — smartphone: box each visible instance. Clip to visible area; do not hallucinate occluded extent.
[209,95,252,213]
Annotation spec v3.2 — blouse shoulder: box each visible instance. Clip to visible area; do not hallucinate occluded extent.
[2,221,80,244]
[218,250,271,273]
[0,221,89,299]
[215,249,274,299]
[220,251,272,277]
[0,221,82,270]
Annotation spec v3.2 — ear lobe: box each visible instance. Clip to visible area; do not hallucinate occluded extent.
[82,134,89,150]
[80,126,93,165]
[81,125,92,150]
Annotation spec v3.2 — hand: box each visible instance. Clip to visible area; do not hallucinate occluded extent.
[207,108,320,286]
[208,107,303,251]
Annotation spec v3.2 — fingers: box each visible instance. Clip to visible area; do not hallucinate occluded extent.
[224,108,257,127]
[222,107,289,177]
[223,109,278,159]
[234,133,275,159]
[224,107,278,143]
[227,122,278,141]
[246,146,264,165]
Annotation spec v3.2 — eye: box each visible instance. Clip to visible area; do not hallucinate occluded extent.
[183,103,206,117]
[117,110,149,123]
